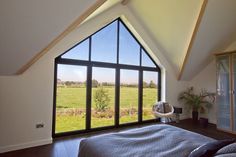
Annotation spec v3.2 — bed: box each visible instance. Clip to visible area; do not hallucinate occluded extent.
[78,124,236,157]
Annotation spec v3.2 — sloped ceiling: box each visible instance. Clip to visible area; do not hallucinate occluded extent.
[84,0,120,23]
[181,0,236,80]
[126,0,236,80]
[0,0,97,75]
[127,0,203,75]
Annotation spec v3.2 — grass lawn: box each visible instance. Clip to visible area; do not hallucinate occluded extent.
[56,87,157,133]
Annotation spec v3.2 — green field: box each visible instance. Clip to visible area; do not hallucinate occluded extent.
[56,87,157,133]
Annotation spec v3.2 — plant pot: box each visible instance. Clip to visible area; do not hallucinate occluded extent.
[192,111,198,123]
[199,117,208,128]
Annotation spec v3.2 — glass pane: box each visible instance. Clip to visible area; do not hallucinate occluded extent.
[56,64,87,133]
[91,21,117,63]
[216,55,231,130]
[119,21,140,65]
[91,67,115,128]
[61,39,89,60]
[143,71,158,120]
[142,49,156,67]
[233,54,236,131]
[120,70,139,124]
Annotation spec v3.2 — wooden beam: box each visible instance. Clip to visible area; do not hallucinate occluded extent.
[16,0,107,75]
[121,0,129,5]
[214,50,236,56]
[178,0,208,80]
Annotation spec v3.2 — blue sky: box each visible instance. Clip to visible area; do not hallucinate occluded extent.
[58,20,157,84]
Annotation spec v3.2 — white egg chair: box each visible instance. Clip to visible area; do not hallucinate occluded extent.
[152,101,174,123]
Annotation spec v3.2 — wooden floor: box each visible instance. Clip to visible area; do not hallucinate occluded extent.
[1,119,236,157]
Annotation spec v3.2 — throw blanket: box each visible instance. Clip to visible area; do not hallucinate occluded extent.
[78,124,214,157]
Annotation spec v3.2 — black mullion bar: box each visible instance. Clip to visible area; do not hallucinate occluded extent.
[158,72,161,101]
[117,21,120,64]
[86,65,92,130]
[115,20,120,127]
[52,61,58,137]
[139,47,142,66]
[57,58,90,66]
[86,36,92,130]
[57,58,159,72]
[115,68,120,127]
[54,119,157,138]
[89,37,92,61]
[138,70,143,122]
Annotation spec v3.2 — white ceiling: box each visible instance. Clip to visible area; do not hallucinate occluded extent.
[181,0,236,80]
[127,0,203,74]
[126,0,236,80]
[0,0,96,75]
[84,0,120,23]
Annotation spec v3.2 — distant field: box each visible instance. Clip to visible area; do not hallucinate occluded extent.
[56,87,157,133]
[56,87,157,108]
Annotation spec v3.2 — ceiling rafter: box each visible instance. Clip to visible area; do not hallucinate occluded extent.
[16,0,107,75]
[121,0,129,5]
[178,0,208,80]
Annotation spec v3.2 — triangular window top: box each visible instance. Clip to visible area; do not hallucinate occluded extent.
[119,21,140,65]
[58,18,159,69]
[142,49,156,67]
[61,38,89,60]
[91,20,117,63]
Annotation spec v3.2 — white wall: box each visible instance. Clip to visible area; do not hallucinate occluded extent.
[188,60,216,124]
[0,54,54,152]
[0,3,189,153]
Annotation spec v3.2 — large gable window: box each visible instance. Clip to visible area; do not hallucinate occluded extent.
[53,18,161,136]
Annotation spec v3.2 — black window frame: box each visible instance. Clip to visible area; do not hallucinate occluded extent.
[52,18,161,137]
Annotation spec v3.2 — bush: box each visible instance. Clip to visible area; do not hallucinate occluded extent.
[94,86,110,112]
[92,109,114,118]
[149,80,157,88]
[92,79,99,87]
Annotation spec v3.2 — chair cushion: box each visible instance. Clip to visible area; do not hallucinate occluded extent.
[163,103,172,113]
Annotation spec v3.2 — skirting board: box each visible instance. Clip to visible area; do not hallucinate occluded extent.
[0,138,52,153]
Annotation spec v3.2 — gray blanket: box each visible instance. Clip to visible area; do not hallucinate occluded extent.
[78,124,215,157]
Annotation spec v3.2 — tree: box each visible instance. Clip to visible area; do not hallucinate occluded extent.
[92,79,99,87]
[143,81,148,88]
[65,81,74,86]
[94,87,110,112]
[149,80,157,88]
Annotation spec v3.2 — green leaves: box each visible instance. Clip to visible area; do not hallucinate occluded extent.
[94,86,111,112]
[178,87,215,113]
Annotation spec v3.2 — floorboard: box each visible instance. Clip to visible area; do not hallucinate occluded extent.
[1,119,236,157]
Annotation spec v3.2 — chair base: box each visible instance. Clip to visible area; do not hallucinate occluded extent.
[160,117,172,123]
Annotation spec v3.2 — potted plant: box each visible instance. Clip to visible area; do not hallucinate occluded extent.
[178,87,215,123]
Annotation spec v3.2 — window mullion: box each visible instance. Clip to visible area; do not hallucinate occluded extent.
[115,68,120,126]
[138,70,143,122]
[140,47,142,66]
[158,72,161,101]
[89,37,92,61]
[86,65,92,130]
[117,21,120,64]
